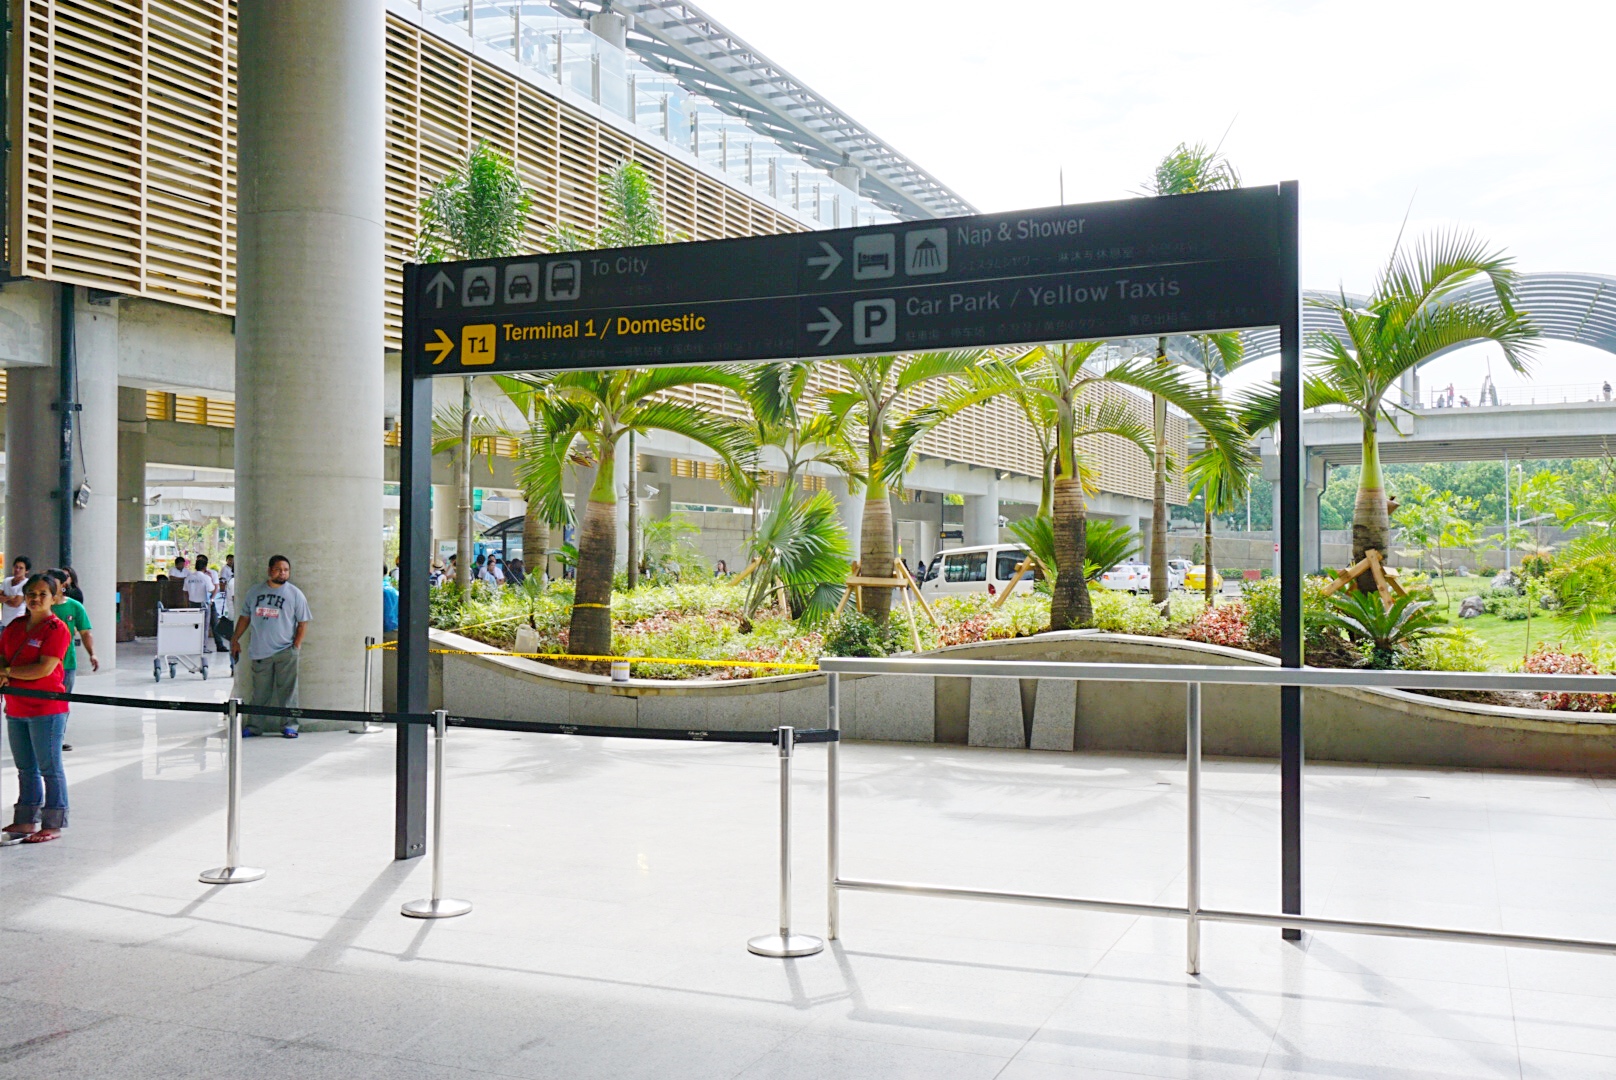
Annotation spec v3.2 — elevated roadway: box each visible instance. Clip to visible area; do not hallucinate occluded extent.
[1303,400,1616,466]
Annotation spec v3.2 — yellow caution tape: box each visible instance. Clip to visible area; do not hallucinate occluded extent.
[365,638,817,672]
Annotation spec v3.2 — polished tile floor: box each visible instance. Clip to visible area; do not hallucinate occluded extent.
[1,644,1615,1078]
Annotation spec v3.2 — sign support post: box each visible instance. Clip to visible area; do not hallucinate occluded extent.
[1276,181,1305,939]
[396,262,431,860]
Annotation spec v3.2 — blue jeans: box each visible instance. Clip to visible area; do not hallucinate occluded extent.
[8,711,69,829]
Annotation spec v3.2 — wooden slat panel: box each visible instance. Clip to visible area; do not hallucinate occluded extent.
[11,4,1172,498]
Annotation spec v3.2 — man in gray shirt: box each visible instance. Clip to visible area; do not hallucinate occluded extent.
[229,554,312,738]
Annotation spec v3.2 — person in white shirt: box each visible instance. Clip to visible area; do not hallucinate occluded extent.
[183,554,220,652]
[1,556,31,627]
[212,555,235,652]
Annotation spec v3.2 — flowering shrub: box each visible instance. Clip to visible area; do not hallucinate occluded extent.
[1183,602,1249,648]
[1166,593,1207,629]
[1520,645,1616,712]
[1089,589,1167,635]
[1397,628,1491,672]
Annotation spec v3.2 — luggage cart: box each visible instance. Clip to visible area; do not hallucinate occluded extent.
[154,605,209,681]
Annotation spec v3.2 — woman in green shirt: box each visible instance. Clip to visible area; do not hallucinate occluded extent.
[45,569,97,752]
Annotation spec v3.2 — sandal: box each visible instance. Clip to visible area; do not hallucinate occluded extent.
[1,824,38,836]
[21,830,59,844]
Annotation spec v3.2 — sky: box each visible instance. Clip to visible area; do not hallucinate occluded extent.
[698,0,1616,399]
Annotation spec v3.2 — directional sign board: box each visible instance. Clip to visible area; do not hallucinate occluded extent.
[406,186,1287,377]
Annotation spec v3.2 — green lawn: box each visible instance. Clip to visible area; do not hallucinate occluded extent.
[1426,580,1616,668]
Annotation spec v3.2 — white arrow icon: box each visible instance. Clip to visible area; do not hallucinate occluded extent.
[425,270,455,309]
[806,241,842,281]
[806,306,842,346]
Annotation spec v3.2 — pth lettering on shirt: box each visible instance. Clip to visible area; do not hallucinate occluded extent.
[255,593,288,610]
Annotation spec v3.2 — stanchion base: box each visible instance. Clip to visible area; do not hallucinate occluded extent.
[747,932,824,958]
[401,897,472,919]
[199,865,265,885]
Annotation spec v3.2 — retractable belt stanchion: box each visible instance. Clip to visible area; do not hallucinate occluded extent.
[352,636,385,734]
[1186,682,1202,976]
[826,673,840,940]
[749,725,824,957]
[200,699,266,884]
[402,709,472,918]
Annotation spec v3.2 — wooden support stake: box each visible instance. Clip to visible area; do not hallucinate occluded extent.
[895,560,939,628]
[1319,555,1372,599]
[898,573,922,653]
[993,561,1030,610]
[732,555,763,583]
[1367,550,1395,610]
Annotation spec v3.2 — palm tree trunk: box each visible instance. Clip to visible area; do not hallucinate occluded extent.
[456,377,473,594]
[1050,474,1092,629]
[858,477,895,623]
[1204,510,1214,604]
[522,514,549,582]
[568,439,617,658]
[1352,420,1390,592]
[1150,338,1169,607]
[1204,367,1216,605]
[625,431,639,590]
[1039,451,1054,519]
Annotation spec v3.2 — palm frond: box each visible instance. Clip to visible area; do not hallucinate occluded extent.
[744,486,852,625]
[623,399,756,474]
[890,349,988,396]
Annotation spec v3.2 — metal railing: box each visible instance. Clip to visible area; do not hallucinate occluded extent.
[1,685,834,954]
[817,659,1616,974]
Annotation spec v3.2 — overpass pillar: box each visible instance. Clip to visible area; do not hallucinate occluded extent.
[963,472,1000,546]
[236,1,383,709]
[1303,454,1326,574]
[117,387,148,582]
[830,476,865,559]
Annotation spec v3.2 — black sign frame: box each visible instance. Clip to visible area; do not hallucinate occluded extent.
[395,183,1307,937]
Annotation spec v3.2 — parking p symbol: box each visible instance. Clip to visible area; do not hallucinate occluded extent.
[852,299,896,345]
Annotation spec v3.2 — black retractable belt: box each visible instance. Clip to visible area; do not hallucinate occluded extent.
[0,687,839,744]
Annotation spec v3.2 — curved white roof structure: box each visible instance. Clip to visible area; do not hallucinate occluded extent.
[1232,272,1616,365]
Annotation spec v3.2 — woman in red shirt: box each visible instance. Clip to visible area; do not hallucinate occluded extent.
[1,573,72,843]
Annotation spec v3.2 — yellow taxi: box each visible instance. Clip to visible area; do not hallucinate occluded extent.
[1183,565,1223,593]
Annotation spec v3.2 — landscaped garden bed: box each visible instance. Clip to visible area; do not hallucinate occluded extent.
[430,574,1616,715]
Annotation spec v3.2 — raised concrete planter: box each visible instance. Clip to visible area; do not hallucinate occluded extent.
[418,629,1616,773]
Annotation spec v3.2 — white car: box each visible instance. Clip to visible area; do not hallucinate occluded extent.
[1099,560,1149,593]
[921,544,1043,597]
[1100,559,1188,594]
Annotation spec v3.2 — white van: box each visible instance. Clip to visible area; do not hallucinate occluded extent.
[921,544,1043,597]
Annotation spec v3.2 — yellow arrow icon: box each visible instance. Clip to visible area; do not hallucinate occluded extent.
[425,327,454,365]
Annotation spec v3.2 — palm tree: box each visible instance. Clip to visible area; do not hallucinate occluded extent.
[415,139,533,594]
[513,368,756,657]
[1241,230,1538,589]
[742,361,861,518]
[822,352,988,622]
[891,343,1245,628]
[1140,142,1241,605]
[1181,333,1254,602]
[501,160,674,586]
[742,484,852,626]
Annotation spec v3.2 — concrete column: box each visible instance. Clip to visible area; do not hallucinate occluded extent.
[1303,454,1326,574]
[829,476,864,557]
[3,287,118,667]
[75,297,119,668]
[117,387,148,582]
[236,1,384,709]
[962,472,999,546]
[5,363,57,570]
